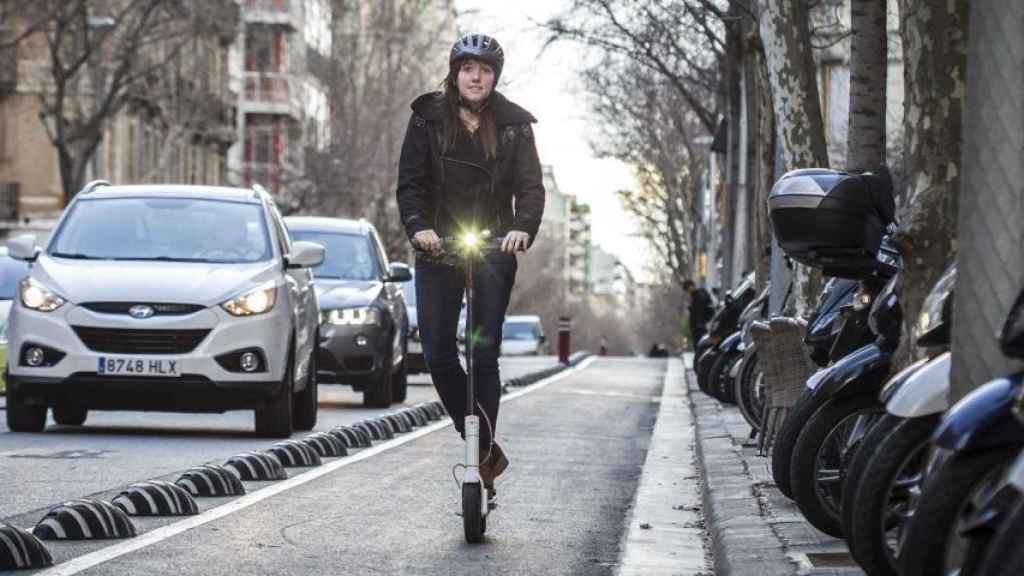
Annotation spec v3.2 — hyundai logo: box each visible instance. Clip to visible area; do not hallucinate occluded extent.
[128,305,156,319]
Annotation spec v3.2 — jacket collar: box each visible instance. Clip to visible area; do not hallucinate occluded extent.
[411,90,537,125]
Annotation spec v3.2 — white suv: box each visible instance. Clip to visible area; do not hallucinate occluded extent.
[4,182,324,438]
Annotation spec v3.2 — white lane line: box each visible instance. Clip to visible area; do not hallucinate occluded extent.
[37,357,594,576]
[615,358,710,576]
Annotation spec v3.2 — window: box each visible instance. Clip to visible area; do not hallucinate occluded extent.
[245,26,286,73]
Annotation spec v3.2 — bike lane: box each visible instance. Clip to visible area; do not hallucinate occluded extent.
[39,358,666,576]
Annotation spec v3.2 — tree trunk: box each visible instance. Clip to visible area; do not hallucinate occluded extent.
[758,0,830,316]
[748,35,776,291]
[950,0,1024,399]
[758,0,829,170]
[722,2,743,290]
[847,0,888,172]
[892,0,967,370]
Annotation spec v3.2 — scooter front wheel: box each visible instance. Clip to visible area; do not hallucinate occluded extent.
[463,482,486,543]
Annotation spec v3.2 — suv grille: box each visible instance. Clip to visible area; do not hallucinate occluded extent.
[72,326,211,354]
[80,303,206,316]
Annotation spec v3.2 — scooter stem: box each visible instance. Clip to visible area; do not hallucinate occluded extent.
[464,253,480,476]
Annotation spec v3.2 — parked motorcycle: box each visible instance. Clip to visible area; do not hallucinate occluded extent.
[974,392,1024,576]
[766,169,898,501]
[708,285,770,404]
[733,277,855,433]
[695,273,756,399]
[840,263,955,575]
[787,270,902,536]
[899,283,1024,576]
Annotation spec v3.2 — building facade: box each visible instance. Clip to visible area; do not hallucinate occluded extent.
[568,198,592,294]
[0,3,238,232]
[227,0,331,199]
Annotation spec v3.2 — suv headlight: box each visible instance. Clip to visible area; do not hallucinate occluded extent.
[20,277,66,312]
[323,307,381,326]
[222,284,277,316]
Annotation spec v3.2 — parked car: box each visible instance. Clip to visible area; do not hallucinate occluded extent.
[400,270,427,373]
[501,315,547,356]
[0,247,30,394]
[285,217,412,407]
[4,182,324,438]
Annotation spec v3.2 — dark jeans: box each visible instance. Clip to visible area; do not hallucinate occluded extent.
[415,251,517,450]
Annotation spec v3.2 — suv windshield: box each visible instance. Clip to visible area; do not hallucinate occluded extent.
[50,197,272,263]
[504,321,539,341]
[290,231,378,281]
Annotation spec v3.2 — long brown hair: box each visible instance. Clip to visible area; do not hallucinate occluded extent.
[442,74,498,160]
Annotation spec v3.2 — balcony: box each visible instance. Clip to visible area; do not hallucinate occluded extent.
[241,72,303,120]
[243,0,301,28]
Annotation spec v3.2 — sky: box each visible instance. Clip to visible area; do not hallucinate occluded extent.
[452,0,653,281]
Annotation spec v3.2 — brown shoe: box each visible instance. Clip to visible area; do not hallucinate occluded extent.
[480,442,509,494]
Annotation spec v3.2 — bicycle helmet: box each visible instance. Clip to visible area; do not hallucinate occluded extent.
[449,33,504,83]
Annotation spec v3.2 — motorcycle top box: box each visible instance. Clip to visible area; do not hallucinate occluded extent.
[768,168,896,278]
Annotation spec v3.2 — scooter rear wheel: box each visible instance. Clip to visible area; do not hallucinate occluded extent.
[463,482,485,543]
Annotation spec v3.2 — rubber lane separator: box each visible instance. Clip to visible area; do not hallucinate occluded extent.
[35,356,595,576]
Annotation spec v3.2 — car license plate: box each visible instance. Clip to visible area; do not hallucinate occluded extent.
[97,357,181,377]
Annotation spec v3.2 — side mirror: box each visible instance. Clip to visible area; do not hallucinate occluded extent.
[8,234,39,261]
[386,262,413,282]
[538,334,546,345]
[286,241,325,269]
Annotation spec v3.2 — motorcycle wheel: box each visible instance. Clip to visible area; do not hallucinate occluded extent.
[973,498,1024,576]
[898,447,1018,576]
[735,346,766,432]
[709,349,741,404]
[771,387,827,499]
[847,414,939,575]
[840,413,903,558]
[790,393,883,537]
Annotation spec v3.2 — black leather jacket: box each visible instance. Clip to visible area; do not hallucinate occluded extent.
[396,91,546,246]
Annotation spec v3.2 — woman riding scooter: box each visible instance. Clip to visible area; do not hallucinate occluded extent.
[395,33,546,501]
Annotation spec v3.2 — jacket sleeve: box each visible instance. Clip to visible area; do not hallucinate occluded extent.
[511,124,545,245]
[396,113,434,241]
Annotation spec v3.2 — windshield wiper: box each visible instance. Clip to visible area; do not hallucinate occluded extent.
[50,252,97,260]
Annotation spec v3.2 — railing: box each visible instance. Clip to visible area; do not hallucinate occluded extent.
[243,0,301,27]
[242,72,303,117]
[245,0,289,12]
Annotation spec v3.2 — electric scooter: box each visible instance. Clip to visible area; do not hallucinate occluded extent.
[421,231,507,544]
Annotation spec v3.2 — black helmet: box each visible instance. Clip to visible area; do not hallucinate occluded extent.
[449,33,504,83]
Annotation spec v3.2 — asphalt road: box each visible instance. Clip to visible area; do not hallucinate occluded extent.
[1,357,667,575]
[0,357,556,521]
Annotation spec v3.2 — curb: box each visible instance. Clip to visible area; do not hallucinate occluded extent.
[685,366,798,576]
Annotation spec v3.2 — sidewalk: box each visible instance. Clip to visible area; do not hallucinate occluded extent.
[685,363,865,576]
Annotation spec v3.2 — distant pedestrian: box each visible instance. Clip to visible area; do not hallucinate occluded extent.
[599,334,609,356]
[683,279,714,350]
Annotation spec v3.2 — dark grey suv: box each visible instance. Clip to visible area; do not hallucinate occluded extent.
[285,217,411,407]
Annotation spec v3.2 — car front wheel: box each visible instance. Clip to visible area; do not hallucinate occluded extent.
[293,338,318,431]
[392,358,408,404]
[364,352,394,408]
[256,343,295,438]
[53,404,88,427]
[6,386,47,432]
